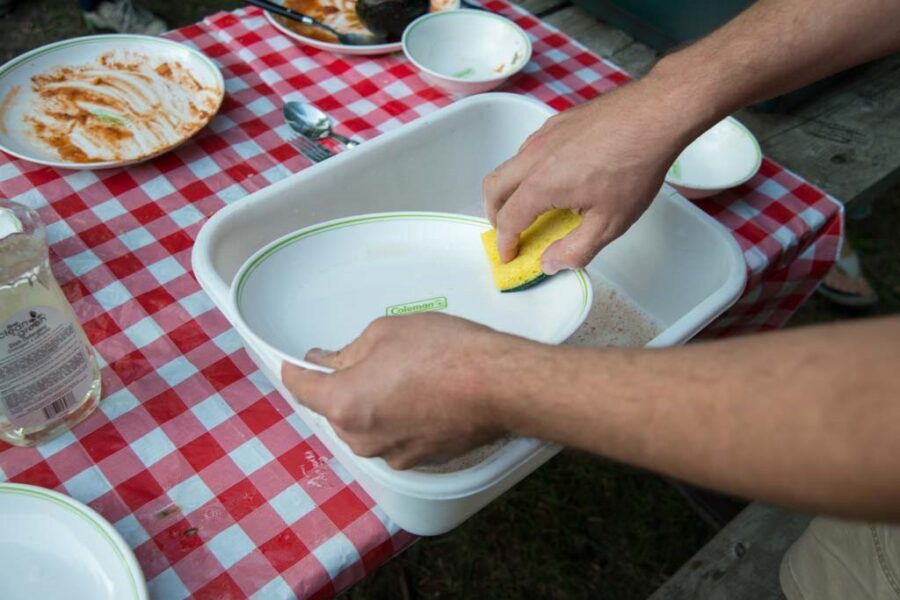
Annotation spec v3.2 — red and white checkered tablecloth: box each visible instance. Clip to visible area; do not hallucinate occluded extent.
[0,2,842,598]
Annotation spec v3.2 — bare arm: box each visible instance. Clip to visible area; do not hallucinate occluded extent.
[498,317,900,521]
[662,0,900,128]
[485,0,900,268]
[281,0,900,522]
[284,315,900,521]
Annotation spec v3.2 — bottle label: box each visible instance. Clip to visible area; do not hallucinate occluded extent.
[0,306,93,428]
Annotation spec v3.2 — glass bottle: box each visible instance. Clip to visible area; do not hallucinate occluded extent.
[0,200,102,447]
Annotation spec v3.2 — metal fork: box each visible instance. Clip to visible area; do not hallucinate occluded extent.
[289,134,334,163]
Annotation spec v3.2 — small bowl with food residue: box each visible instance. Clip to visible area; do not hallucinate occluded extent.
[0,34,224,170]
[402,10,532,96]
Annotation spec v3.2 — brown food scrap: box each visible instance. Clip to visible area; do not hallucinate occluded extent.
[281,0,346,42]
[99,50,148,73]
[155,63,173,79]
[156,504,182,519]
[40,132,93,163]
[0,85,20,136]
[94,122,133,143]
[25,51,221,163]
[278,16,340,42]
[285,0,330,18]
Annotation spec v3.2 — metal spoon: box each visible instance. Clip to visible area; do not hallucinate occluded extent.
[284,101,360,149]
[245,0,384,46]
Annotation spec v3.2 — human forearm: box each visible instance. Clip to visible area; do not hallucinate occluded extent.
[642,0,900,142]
[283,312,900,520]
[497,317,900,521]
[483,0,900,271]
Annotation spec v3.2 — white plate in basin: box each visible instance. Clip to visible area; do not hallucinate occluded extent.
[0,483,147,600]
[232,212,592,367]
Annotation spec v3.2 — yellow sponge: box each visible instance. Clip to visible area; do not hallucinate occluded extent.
[481,209,582,292]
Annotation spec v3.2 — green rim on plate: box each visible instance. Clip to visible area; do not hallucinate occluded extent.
[0,34,221,83]
[235,213,591,313]
[0,484,143,599]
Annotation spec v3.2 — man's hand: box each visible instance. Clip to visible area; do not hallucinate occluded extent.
[281,313,526,470]
[483,81,692,273]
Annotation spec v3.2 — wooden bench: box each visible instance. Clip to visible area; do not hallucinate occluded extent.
[510,0,900,596]
[648,504,811,599]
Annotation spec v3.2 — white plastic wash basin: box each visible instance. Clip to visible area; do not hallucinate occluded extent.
[192,93,747,535]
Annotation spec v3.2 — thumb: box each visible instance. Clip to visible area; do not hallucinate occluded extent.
[305,348,341,370]
[305,322,379,371]
[541,213,616,274]
[495,187,547,264]
[281,362,332,416]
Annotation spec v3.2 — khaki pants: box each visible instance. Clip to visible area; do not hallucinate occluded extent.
[781,517,900,599]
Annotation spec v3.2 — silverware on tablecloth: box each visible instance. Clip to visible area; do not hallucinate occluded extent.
[244,0,385,45]
[283,103,336,162]
[284,101,360,149]
[288,132,335,162]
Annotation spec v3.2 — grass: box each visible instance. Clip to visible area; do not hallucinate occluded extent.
[350,453,713,599]
[1,3,898,597]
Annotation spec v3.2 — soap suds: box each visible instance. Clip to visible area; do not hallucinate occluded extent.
[414,437,510,474]
[564,282,660,348]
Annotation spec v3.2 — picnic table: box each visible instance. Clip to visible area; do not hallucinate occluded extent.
[0,2,842,598]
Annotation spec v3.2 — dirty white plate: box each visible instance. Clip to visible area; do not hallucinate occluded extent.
[0,483,147,600]
[232,212,592,367]
[0,35,224,170]
[265,0,459,56]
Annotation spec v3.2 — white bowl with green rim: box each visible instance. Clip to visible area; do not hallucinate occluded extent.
[0,35,224,170]
[231,211,592,371]
[665,116,763,199]
[402,10,532,96]
[0,483,147,600]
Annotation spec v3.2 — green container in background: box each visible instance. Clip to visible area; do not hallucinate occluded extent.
[572,0,850,111]
[569,0,753,52]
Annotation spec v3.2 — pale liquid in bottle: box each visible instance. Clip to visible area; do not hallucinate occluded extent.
[0,202,101,446]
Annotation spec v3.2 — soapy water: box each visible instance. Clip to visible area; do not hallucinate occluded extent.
[414,279,660,474]
[564,282,661,349]
[414,437,511,474]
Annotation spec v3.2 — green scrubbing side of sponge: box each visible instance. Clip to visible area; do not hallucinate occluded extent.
[481,209,582,292]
